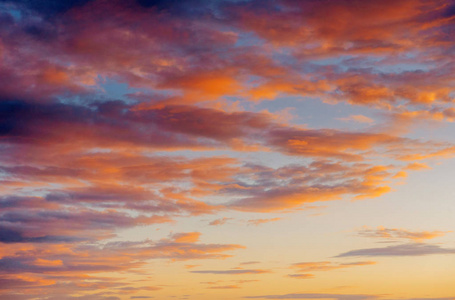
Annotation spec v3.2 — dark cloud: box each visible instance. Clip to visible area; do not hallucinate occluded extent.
[0,207,171,243]
[136,0,202,12]
[0,228,79,243]
[2,100,434,164]
[0,0,94,19]
[442,2,455,18]
[0,100,269,148]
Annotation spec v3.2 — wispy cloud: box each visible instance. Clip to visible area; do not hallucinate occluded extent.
[287,261,375,279]
[190,269,271,275]
[336,243,455,257]
[358,226,449,242]
[209,217,233,226]
[291,261,376,272]
[247,218,281,226]
[245,294,455,300]
[338,115,375,124]
[245,293,379,299]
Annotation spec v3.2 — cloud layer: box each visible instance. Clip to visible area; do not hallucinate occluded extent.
[1,0,455,298]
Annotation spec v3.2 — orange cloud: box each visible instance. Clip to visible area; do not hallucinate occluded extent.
[247,218,281,226]
[291,261,376,273]
[208,285,241,289]
[171,232,201,243]
[191,269,270,275]
[404,162,431,171]
[286,261,376,280]
[358,226,450,242]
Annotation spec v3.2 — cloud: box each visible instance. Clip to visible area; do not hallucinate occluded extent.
[287,261,375,279]
[184,264,200,269]
[226,163,395,212]
[240,261,260,265]
[102,234,246,262]
[170,232,201,243]
[336,243,455,257]
[386,299,455,300]
[247,218,281,226]
[3,0,94,19]
[235,279,259,284]
[1,99,452,221]
[3,99,441,216]
[209,217,232,226]
[286,274,314,279]
[0,207,171,243]
[0,243,196,274]
[245,294,455,300]
[2,0,455,114]
[338,115,375,124]
[0,232,244,296]
[403,163,431,171]
[207,284,240,289]
[2,0,455,298]
[244,293,379,299]
[190,269,270,275]
[291,261,376,272]
[358,226,449,242]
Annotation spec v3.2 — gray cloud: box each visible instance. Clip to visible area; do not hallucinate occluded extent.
[336,243,455,257]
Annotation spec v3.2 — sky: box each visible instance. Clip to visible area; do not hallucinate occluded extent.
[0,0,455,299]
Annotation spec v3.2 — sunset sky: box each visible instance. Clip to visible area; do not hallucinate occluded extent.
[1,0,455,299]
